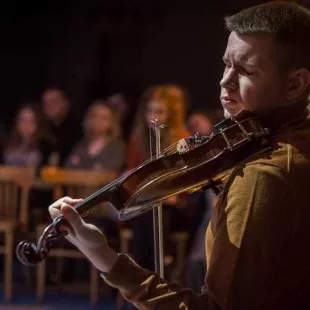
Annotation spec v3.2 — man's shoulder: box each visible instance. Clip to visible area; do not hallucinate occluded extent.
[241,135,310,180]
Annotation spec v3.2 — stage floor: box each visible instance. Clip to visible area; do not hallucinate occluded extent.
[0,285,118,310]
[0,307,46,310]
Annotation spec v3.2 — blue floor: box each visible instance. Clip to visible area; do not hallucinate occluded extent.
[0,258,121,310]
[0,288,117,310]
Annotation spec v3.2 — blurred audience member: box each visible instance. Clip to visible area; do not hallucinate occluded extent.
[3,103,56,169]
[65,100,126,174]
[0,122,7,160]
[186,192,217,292]
[128,84,189,272]
[107,93,132,142]
[63,100,126,282]
[128,85,188,168]
[187,110,213,136]
[3,103,57,227]
[107,93,129,122]
[41,87,81,166]
[167,84,190,113]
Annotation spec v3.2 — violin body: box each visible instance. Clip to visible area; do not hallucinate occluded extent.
[107,110,270,219]
[16,110,271,266]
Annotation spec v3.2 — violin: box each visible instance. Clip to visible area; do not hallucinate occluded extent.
[16,110,271,266]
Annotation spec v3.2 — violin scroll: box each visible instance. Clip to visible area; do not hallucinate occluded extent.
[16,216,69,266]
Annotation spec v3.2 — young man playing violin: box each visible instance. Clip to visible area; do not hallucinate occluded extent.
[48,2,310,309]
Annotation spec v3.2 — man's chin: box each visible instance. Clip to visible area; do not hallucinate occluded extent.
[223,108,243,119]
[224,109,232,119]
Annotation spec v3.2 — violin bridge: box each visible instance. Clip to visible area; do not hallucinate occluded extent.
[231,117,252,140]
[220,129,233,150]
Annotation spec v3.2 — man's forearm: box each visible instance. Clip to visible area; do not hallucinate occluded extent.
[104,254,216,310]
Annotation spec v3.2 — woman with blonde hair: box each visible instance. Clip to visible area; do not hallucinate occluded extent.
[65,100,126,173]
[63,100,126,283]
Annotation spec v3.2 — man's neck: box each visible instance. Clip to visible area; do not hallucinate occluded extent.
[260,101,309,133]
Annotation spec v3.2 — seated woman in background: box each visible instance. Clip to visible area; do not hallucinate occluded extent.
[62,101,126,284]
[65,100,126,174]
[3,103,57,169]
[3,103,57,228]
[64,100,126,251]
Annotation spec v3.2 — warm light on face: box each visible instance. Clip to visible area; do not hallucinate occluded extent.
[220,32,288,117]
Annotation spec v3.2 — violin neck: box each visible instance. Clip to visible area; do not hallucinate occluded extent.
[73,183,116,215]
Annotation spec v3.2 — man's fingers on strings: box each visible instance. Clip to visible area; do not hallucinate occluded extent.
[48,197,84,219]
[62,197,84,206]
[61,197,86,218]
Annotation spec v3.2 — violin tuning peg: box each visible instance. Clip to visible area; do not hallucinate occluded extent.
[177,139,189,154]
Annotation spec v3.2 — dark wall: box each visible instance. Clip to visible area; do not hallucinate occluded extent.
[44,1,250,116]
[0,2,48,124]
[140,7,228,110]
[0,0,309,128]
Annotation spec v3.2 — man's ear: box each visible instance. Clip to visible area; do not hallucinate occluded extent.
[286,68,310,101]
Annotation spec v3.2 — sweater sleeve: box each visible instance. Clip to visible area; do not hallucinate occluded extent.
[105,253,217,310]
[105,162,295,310]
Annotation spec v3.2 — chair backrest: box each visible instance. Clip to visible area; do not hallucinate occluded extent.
[0,165,35,232]
[41,167,116,187]
[40,167,117,215]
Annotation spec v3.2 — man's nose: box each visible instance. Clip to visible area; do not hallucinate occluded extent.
[220,68,238,90]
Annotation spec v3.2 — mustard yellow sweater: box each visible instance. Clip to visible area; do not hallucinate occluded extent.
[106,105,310,310]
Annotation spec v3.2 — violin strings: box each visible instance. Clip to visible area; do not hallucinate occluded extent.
[73,137,190,211]
[85,139,185,197]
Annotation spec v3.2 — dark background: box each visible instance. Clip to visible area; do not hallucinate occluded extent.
[0,0,309,126]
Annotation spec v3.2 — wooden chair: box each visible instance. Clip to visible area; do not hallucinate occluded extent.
[0,165,35,301]
[36,167,116,306]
